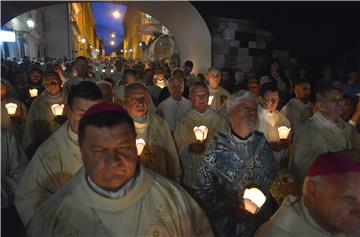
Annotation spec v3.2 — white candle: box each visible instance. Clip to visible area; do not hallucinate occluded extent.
[193,125,208,142]
[278,126,291,140]
[29,88,38,97]
[5,103,17,115]
[208,95,214,105]
[50,104,64,116]
[243,187,267,214]
[136,139,146,156]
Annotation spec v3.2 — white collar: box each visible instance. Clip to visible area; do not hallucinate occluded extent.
[193,108,210,117]
[67,122,79,145]
[86,172,137,199]
[301,198,342,236]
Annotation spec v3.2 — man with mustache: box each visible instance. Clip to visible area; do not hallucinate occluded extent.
[193,90,277,237]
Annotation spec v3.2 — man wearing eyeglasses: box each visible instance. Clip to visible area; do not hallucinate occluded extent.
[257,83,291,169]
[123,82,181,183]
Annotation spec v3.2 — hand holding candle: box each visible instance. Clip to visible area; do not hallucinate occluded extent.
[50,104,64,116]
[5,103,17,115]
[29,88,38,97]
[208,95,214,105]
[243,187,267,214]
[193,126,208,142]
[278,126,291,140]
[136,139,146,156]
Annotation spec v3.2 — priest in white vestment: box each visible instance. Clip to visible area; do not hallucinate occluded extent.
[124,83,182,182]
[256,151,360,237]
[281,80,313,133]
[27,103,213,237]
[1,127,28,209]
[1,127,28,236]
[157,77,191,132]
[15,81,103,227]
[174,82,229,188]
[1,80,27,139]
[290,87,360,181]
[257,83,291,169]
[206,67,231,111]
[22,72,65,158]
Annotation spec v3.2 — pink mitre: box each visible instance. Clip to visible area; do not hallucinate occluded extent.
[306,151,360,177]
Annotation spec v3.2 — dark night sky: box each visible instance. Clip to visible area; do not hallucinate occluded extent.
[191,1,360,71]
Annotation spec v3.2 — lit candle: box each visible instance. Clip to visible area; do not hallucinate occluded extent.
[50,104,64,116]
[278,126,291,140]
[29,88,38,97]
[193,125,209,142]
[208,95,214,105]
[136,139,146,156]
[5,103,17,115]
[243,187,267,214]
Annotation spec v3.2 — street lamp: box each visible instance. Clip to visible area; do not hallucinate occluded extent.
[112,10,121,19]
[111,33,115,38]
[26,17,35,30]
[110,40,115,46]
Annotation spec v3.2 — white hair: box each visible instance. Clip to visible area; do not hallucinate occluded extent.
[96,80,112,89]
[226,90,257,110]
[303,176,324,195]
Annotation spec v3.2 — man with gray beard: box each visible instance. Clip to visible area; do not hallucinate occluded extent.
[193,90,277,237]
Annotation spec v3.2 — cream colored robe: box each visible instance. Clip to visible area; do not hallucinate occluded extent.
[157,96,192,132]
[255,195,360,237]
[258,106,291,167]
[174,108,229,188]
[22,92,65,158]
[15,121,82,227]
[135,112,182,182]
[1,127,28,209]
[280,98,313,133]
[208,86,231,111]
[1,97,28,139]
[28,166,213,237]
[290,112,360,181]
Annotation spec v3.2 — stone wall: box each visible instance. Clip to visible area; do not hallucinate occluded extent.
[208,17,291,76]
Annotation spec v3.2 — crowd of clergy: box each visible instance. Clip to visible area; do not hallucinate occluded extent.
[1,55,360,237]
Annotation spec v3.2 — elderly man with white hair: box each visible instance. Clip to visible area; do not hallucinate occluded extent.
[193,90,277,237]
[96,80,114,103]
[255,150,360,237]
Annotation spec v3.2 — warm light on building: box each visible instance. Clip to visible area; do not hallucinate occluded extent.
[81,38,86,44]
